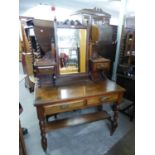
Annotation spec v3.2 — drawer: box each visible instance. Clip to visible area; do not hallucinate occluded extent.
[37,69,55,75]
[87,94,118,106]
[44,100,86,115]
[96,63,109,70]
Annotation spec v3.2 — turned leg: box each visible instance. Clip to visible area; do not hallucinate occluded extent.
[111,103,119,135]
[39,118,47,152]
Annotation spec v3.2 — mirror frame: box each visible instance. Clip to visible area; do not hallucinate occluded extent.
[54,22,89,77]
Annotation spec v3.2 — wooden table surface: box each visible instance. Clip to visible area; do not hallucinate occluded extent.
[35,79,125,105]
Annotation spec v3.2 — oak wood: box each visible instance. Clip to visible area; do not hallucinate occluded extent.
[35,79,125,105]
[111,104,119,135]
[37,107,47,151]
[45,111,110,132]
[34,79,125,151]
[89,57,111,81]
[33,21,54,53]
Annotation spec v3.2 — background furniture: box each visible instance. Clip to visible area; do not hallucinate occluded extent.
[20,22,35,92]
[73,7,111,25]
[117,73,135,121]
[117,27,135,121]
[22,52,34,92]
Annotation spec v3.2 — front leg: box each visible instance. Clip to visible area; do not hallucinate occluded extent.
[37,108,47,152]
[39,118,47,152]
[111,103,119,135]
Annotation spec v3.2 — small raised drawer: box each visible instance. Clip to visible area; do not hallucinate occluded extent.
[96,63,109,70]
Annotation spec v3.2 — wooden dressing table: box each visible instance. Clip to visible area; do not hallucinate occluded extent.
[32,20,125,152]
[34,78,125,151]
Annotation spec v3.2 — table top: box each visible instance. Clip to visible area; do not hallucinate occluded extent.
[34,79,125,105]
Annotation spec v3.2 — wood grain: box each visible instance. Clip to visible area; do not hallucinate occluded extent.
[45,111,110,132]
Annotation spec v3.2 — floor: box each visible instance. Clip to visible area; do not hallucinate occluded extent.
[19,63,135,155]
[105,128,135,155]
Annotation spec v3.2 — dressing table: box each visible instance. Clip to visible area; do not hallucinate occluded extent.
[33,20,125,152]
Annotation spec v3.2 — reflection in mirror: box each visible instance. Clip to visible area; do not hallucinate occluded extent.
[57,28,87,75]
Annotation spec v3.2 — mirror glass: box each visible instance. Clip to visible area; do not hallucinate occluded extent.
[57,28,87,75]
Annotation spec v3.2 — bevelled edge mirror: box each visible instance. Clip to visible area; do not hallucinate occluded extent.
[55,26,88,76]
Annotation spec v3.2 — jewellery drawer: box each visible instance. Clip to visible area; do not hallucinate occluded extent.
[87,94,118,106]
[44,100,86,115]
[36,68,55,75]
[96,63,109,70]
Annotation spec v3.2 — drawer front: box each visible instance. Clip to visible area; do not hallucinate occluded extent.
[37,69,55,75]
[87,94,118,106]
[96,63,109,70]
[44,100,86,115]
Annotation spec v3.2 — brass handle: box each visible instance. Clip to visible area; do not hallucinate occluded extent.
[59,100,86,109]
[100,96,109,102]
[59,104,69,109]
